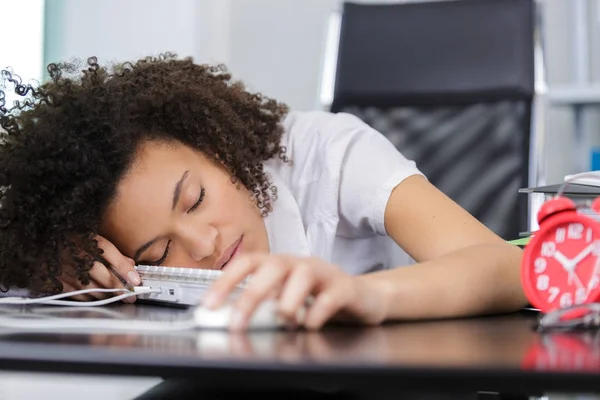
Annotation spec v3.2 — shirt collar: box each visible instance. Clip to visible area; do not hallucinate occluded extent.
[262,165,311,257]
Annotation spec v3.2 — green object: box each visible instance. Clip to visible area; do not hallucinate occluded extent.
[507,237,531,246]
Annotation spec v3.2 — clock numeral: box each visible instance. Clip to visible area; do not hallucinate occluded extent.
[541,242,556,257]
[548,287,560,303]
[568,223,584,240]
[560,292,573,308]
[575,288,588,304]
[536,274,550,291]
[534,258,547,274]
[555,228,566,243]
[587,227,594,243]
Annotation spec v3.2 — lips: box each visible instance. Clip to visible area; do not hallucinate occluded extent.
[216,236,243,270]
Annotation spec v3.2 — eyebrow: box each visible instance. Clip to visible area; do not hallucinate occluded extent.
[172,170,189,211]
[133,170,189,261]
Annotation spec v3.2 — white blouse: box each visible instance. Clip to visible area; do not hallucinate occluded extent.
[263,110,424,275]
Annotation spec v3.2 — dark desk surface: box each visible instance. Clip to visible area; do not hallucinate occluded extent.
[0,304,598,395]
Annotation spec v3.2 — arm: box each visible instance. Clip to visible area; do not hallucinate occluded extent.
[359,174,528,320]
[202,112,528,330]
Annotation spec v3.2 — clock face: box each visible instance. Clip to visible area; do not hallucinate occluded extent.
[522,213,600,312]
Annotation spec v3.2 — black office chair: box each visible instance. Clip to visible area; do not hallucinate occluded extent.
[321,0,547,242]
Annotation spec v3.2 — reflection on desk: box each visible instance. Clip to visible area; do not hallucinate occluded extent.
[0,303,539,368]
[3,305,600,394]
[523,330,600,372]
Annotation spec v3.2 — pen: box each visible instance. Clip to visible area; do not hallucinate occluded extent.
[105,262,135,292]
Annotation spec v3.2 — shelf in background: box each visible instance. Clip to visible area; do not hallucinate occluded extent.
[548,84,600,106]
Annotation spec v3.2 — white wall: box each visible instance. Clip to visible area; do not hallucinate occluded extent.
[44,0,352,111]
[225,0,340,111]
[44,0,199,71]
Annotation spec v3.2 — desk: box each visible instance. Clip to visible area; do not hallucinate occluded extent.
[0,304,595,397]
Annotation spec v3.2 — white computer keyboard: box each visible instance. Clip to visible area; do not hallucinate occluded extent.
[134,265,249,307]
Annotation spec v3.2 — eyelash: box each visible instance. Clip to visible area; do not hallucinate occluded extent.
[151,240,171,265]
[187,187,205,213]
[147,187,205,265]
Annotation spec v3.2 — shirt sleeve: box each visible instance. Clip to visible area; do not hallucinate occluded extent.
[280,110,425,238]
[327,112,425,236]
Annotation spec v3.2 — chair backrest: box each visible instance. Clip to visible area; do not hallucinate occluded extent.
[330,0,536,240]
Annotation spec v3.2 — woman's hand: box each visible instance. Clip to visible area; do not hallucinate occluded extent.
[201,254,389,331]
[60,235,141,302]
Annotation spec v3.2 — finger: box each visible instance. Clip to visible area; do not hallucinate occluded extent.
[88,261,137,302]
[278,261,315,322]
[304,283,350,331]
[60,272,100,296]
[96,236,140,286]
[61,263,117,300]
[229,260,289,331]
[88,261,118,288]
[89,334,109,346]
[202,254,265,309]
[61,281,95,302]
[62,275,134,303]
[228,333,255,356]
[77,262,136,303]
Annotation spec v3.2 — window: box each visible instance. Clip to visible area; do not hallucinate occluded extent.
[0,0,45,109]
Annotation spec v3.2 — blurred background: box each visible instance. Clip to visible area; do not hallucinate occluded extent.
[2,0,600,184]
[1,0,600,399]
[4,0,600,239]
[1,0,599,185]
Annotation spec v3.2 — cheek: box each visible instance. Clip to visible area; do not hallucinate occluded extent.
[211,182,256,221]
[231,185,254,213]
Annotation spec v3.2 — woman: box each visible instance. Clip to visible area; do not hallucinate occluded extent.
[0,54,526,331]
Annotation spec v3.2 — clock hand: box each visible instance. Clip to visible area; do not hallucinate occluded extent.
[554,250,572,269]
[553,251,576,285]
[568,242,600,291]
[554,250,585,287]
[570,242,599,267]
[553,250,571,269]
[570,272,585,290]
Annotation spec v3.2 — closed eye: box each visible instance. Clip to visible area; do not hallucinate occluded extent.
[140,240,171,266]
[188,187,205,213]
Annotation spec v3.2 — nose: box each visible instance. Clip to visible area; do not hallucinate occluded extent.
[179,222,218,262]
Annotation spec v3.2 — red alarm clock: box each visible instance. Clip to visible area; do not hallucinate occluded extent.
[522,195,600,313]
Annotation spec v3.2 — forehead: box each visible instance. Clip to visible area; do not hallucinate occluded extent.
[133,140,197,171]
[115,142,191,199]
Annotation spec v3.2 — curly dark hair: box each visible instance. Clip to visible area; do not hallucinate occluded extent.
[0,53,289,295]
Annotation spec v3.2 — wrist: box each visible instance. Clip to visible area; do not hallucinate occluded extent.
[356,272,396,323]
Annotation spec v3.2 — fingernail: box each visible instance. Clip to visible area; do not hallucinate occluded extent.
[127,270,141,285]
